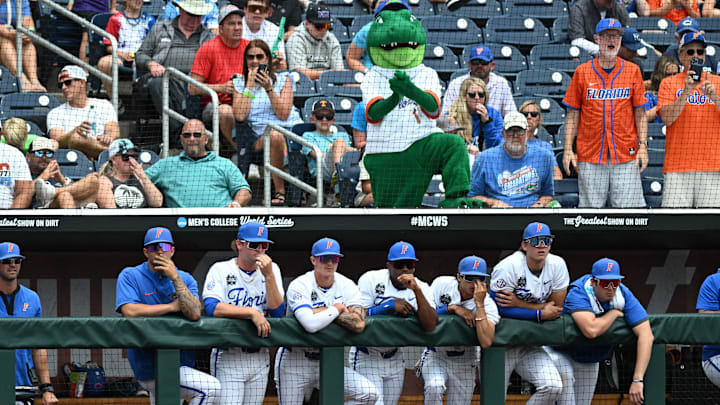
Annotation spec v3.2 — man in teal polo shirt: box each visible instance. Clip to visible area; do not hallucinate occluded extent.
[145,119,252,207]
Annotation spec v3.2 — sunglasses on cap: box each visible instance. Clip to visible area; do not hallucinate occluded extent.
[313,23,329,30]
[247,4,267,13]
[522,111,540,118]
[595,278,621,290]
[244,241,269,250]
[146,242,173,253]
[315,112,334,121]
[467,91,485,99]
[525,235,553,248]
[1,258,23,264]
[391,260,416,270]
[182,132,203,138]
[317,255,341,264]
[33,150,54,158]
[685,48,705,56]
[461,274,487,283]
[470,59,491,66]
[58,79,76,89]
[121,154,137,162]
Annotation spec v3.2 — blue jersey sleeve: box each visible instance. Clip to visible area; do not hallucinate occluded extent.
[620,285,648,327]
[115,269,140,313]
[468,153,486,197]
[482,107,504,149]
[540,149,555,196]
[563,281,593,314]
[352,102,367,132]
[697,272,720,311]
[204,297,220,317]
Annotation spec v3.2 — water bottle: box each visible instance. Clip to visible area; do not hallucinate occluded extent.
[88,105,97,138]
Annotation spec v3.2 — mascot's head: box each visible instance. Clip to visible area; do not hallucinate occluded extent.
[367,0,426,69]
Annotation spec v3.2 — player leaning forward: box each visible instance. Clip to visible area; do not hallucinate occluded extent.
[275,237,379,405]
[352,241,438,405]
[202,221,285,405]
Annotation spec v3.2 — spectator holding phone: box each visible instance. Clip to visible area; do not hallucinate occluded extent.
[232,39,302,206]
[658,33,720,207]
[96,139,163,208]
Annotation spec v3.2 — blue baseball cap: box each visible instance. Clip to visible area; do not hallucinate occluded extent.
[458,255,488,277]
[622,27,643,51]
[144,227,174,246]
[680,32,707,48]
[591,258,625,280]
[312,237,344,257]
[0,242,25,260]
[387,241,418,261]
[374,0,410,15]
[237,221,273,243]
[522,222,553,240]
[677,17,700,34]
[468,45,493,63]
[595,18,624,35]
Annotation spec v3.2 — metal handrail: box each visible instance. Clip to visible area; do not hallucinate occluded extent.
[264,124,324,208]
[14,0,118,110]
[161,67,219,158]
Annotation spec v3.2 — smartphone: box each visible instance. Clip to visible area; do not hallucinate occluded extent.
[258,63,268,73]
[690,57,704,82]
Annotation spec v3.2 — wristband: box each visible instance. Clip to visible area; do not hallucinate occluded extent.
[632,379,644,383]
[536,310,541,322]
[27,26,35,32]
[229,201,241,207]
[266,87,273,93]
[38,383,54,393]
[242,90,254,99]
[475,317,485,321]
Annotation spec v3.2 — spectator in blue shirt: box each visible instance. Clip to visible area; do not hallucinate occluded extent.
[697,268,720,389]
[0,242,58,404]
[469,111,555,208]
[351,101,367,149]
[448,77,503,154]
[548,258,653,405]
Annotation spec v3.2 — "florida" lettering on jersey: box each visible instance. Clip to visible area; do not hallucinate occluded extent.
[586,88,631,100]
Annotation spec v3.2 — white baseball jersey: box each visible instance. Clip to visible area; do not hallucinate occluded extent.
[203,258,284,314]
[361,64,442,154]
[491,251,569,304]
[287,270,363,314]
[431,276,500,353]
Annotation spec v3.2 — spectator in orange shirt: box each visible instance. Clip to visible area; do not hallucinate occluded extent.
[636,0,699,25]
[658,33,720,207]
[562,18,648,208]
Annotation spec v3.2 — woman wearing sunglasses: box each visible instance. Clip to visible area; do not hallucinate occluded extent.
[447,77,503,158]
[546,258,652,405]
[518,100,563,180]
[490,222,569,403]
[96,139,163,208]
[233,39,303,206]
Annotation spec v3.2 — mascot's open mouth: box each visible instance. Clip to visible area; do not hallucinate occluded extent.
[379,41,421,51]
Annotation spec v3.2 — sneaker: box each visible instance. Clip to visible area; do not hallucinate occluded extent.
[84,202,98,209]
[34,179,56,208]
[135,388,149,397]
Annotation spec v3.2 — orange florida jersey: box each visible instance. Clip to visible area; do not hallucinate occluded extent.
[563,57,646,165]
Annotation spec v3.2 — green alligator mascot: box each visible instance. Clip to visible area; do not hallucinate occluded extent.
[360,0,481,208]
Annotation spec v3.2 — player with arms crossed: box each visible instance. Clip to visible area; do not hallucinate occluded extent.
[421,255,498,405]
[352,241,438,405]
[275,237,379,405]
[696,267,720,389]
[203,221,285,404]
[490,222,568,404]
[115,227,220,404]
[548,258,652,404]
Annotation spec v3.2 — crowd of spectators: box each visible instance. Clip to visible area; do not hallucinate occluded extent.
[0,0,719,208]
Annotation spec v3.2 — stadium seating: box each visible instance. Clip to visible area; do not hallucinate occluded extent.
[643,148,665,180]
[553,178,579,207]
[642,178,663,207]
[439,0,502,24]
[528,44,592,73]
[630,17,676,49]
[347,15,373,37]
[286,123,316,207]
[461,43,528,80]
[303,97,357,129]
[47,10,84,66]
[503,0,568,24]
[318,0,370,21]
[551,15,568,44]
[330,17,351,43]
[647,122,666,139]
[0,93,61,134]
[0,66,18,96]
[422,175,444,207]
[421,16,483,49]
[636,49,660,78]
[141,0,167,17]
[88,12,134,93]
[513,69,571,102]
[289,70,320,108]
[406,0,436,17]
[423,44,460,81]
[55,149,95,181]
[316,70,364,99]
[484,16,551,49]
[337,149,362,207]
[699,18,720,46]
[513,95,566,127]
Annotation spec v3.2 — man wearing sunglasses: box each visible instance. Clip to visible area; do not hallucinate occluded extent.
[202,221,284,404]
[469,111,556,208]
[351,241,436,405]
[116,227,221,404]
[47,65,120,160]
[663,17,717,75]
[548,258,652,405]
[658,32,720,208]
[286,2,343,80]
[442,45,516,118]
[490,222,569,404]
[421,255,498,405]
[277,237,379,405]
[0,242,58,405]
[563,18,648,209]
[145,119,252,207]
[27,137,99,209]
[242,0,287,70]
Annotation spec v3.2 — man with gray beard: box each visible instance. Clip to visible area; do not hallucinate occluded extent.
[468,111,555,208]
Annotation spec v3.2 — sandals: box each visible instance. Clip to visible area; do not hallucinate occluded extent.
[271,192,286,206]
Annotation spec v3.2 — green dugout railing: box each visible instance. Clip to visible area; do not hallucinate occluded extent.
[1,314,719,405]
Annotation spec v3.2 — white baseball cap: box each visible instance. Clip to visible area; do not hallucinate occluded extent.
[58,65,88,82]
[30,137,57,152]
[503,111,528,131]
